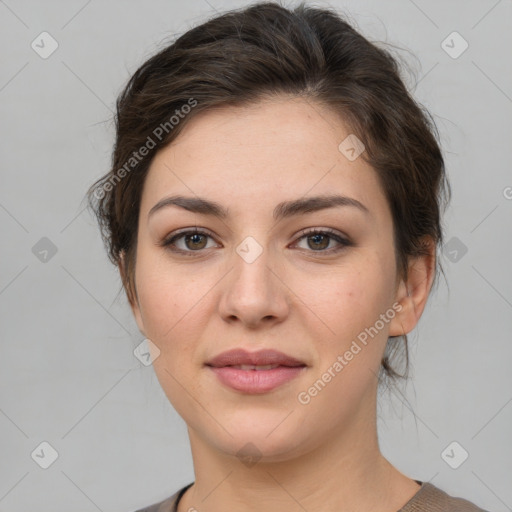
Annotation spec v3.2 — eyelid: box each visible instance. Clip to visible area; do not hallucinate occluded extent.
[294,226,348,240]
[163,226,217,240]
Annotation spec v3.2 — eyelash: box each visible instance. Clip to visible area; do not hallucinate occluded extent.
[159,227,352,256]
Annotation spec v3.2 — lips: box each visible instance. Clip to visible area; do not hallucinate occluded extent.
[206,348,307,393]
[205,348,306,368]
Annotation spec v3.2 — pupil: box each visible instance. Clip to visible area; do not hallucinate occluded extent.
[310,234,328,250]
[187,233,206,249]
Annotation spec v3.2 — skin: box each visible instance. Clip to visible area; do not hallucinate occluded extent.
[123,96,435,512]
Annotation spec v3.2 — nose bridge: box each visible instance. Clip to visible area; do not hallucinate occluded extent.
[232,234,275,298]
[219,233,288,324]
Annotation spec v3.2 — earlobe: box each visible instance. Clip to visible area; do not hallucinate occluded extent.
[389,238,436,337]
[388,280,412,337]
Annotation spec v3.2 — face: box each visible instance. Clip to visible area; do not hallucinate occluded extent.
[128,96,418,462]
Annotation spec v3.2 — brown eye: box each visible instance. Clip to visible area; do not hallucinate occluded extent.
[306,233,330,250]
[161,229,218,255]
[183,232,208,250]
[294,228,352,254]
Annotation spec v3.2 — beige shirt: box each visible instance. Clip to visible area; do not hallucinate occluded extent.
[133,480,490,511]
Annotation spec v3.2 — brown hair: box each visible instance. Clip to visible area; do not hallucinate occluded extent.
[86,1,450,387]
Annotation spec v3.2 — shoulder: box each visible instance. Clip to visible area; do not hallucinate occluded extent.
[399,482,490,512]
[131,482,193,512]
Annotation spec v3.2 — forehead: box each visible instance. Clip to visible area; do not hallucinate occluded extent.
[140,97,387,220]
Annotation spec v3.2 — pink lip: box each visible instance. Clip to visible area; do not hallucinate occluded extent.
[206,348,306,367]
[208,366,306,393]
[205,348,307,394]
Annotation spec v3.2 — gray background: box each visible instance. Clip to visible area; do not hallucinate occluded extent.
[0,0,511,511]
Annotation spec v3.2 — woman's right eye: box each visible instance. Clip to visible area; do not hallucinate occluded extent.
[161,229,219,255]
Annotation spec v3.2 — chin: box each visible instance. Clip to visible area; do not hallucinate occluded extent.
[203,417,312,464]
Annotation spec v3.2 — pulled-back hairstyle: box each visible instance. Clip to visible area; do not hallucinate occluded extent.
[86,1,450,388]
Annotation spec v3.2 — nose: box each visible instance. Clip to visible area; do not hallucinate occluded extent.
[217,240,290,328]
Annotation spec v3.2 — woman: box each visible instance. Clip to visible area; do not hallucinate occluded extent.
[87,2,489,511]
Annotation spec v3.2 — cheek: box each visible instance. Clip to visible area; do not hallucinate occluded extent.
[295,261,395,417]
[134,259,210,408]
[302,256,394,343]
[135,254,208,345]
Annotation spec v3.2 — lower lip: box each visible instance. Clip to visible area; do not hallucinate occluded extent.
[207,365,306,393]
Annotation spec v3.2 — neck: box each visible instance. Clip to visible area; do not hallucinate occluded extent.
[177,389,419,512]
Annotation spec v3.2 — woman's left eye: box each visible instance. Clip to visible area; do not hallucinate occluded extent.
[292,228,352,253]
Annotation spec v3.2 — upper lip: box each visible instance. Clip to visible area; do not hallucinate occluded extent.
[206,348,306,368]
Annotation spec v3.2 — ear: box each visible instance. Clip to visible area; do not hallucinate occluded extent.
[388,237,436,337]
[119,250,146,337]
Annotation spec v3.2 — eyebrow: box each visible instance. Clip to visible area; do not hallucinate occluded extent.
[148,194,370,221]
